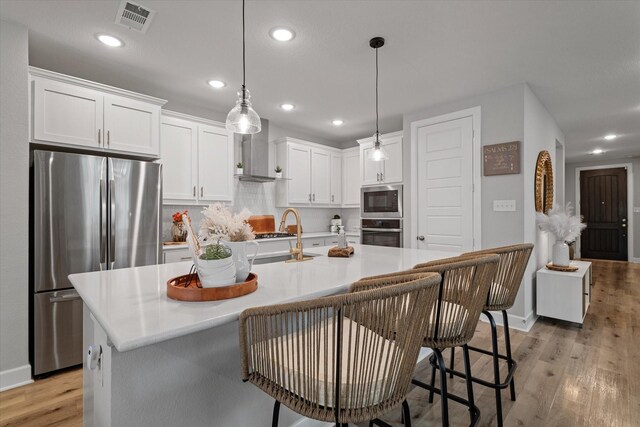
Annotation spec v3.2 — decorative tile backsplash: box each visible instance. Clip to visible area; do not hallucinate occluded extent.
[162,181,360,241]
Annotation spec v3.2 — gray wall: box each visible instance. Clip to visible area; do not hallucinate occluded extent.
[565,157,640,261]
[0,20,31,389]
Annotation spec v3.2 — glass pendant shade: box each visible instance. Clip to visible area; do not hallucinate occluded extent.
[226,88,261,134]
[367,133,388,161]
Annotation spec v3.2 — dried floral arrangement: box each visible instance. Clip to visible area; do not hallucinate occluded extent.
[199,203,255,242]
[536,202,586,243]
[172,210,188,223]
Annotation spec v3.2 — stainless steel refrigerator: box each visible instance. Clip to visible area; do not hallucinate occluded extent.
[31,150,162,375]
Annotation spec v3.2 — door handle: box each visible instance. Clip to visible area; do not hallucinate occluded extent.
[380,173,384,181]
[98,129,101,146]
[109,179,116,266]
[200,187,204,198]
[309,193,312,202]
[50,293,81,303]
[331,195,334,203]
[313,193,315,202]
[376,173,380,182]
[100,178,107,266]
[193,186,196,197]
[417,235,425,241]
[107,130,110,147]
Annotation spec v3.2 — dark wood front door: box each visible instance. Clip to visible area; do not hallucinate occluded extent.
[580,167,628,260]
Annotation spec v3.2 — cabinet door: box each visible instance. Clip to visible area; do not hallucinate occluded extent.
[198,124,233,202]
[32,78,104,148]
[381,135,403,183]
[160,117,198,202]
[330,153,342,205]
[311,149,331,204]
[361,143,382,186]
[288,144,312,204]
[164,248,192,264]
[342,150,361,206]
[104,95,160,156]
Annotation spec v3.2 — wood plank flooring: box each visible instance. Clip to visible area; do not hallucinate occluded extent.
[1,259,637,427]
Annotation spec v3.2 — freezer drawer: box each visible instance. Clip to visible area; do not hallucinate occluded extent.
[33,289,83,375]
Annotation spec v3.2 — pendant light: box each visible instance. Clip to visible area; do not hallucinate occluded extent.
[226,0,261,134]
[368,36,387,162]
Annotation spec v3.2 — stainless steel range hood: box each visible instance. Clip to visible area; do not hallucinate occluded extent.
[234,118,275,182]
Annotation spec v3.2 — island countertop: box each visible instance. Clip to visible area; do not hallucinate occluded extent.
[69,244,456,353]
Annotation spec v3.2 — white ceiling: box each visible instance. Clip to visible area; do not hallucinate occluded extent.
[1,0,639,161]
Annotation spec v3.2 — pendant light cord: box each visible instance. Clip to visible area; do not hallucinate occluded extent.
[375,46,379,139]
[242,0,246,90]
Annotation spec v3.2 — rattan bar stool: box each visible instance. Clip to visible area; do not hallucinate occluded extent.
[416,244,533,427]
[357,254,499,427]
[239,273,442,427]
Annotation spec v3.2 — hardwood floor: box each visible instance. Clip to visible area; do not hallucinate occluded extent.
[1,259,637,427]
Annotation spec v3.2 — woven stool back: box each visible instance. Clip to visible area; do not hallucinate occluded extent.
[239,272,442,424]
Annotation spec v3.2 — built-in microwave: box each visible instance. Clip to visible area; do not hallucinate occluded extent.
[361,184,403,218]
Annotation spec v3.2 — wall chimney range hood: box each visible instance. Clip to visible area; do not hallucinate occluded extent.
[235,119,275,182]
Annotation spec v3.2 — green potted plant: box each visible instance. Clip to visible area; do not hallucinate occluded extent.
[197,241,236,287]
[236,162,244,175]
[274,165,283,179]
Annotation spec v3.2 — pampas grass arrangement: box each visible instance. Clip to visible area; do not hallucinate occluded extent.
[199,203,255,243]
[536,202,586,243]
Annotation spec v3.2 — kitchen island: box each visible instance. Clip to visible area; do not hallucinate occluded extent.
[70,244,457,427]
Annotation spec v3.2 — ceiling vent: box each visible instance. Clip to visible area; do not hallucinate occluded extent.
[115,1,155,33]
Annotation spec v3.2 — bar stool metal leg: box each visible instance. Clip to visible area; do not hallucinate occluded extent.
[272,400,281,427]
[487,312,503,427]
[402,399,412,427]
[434,348,450,427]
[428,354,437,403]
[462,345,476,424]
[449,347,455,379]
[502,310,516,401]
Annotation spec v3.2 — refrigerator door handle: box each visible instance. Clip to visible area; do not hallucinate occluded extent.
[109,179,116,268]
[49,292,81,303]
[100,178,107,268]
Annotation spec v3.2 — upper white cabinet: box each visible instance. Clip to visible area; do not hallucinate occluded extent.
[358,131,403,186]
[161,111,233,204]
[275,138,344,207]
[30,67,165,157]
[330,153,342,206]
[342,147,360,207]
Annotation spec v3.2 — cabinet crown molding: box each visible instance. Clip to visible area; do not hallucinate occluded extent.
[272,137,343,153]
[29,67,167,106]
[356,130,403,145]
[162,110,226,128]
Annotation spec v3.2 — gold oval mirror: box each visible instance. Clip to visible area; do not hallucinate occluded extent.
[535,150,554,213]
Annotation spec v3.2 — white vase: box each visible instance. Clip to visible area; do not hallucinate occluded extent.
[224,240,259,283]
[197,257,236,288]
[552,240,570,267]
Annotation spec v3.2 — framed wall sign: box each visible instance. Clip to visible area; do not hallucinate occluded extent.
[483,141,520,176]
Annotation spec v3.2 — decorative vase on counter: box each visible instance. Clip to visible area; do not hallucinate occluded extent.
[171,221,187,242]
[197,244,236,288]
[552,240,570,267]
[224,240,259,282]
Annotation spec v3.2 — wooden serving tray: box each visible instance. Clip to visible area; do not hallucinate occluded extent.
[167,273,258,302]
[546,262,579,272]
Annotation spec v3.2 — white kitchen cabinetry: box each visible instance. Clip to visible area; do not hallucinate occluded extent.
[161,111,233,204]
[536,261,592,325]
[30,67,165,157]
[330,153,342,206]
[358,131,403,186]
[275,138,343,207]
[163,248,192,264]
[341,147,360,207]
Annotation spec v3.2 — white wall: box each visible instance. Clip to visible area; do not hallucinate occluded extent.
[523,84,565,326]
[565,157,639,262]
[0,19,32,390]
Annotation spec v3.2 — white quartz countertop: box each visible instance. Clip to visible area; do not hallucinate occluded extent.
[70,244,456,353]
[163,231,360,250]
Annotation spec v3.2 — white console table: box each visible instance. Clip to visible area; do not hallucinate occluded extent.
[536,260,592,325]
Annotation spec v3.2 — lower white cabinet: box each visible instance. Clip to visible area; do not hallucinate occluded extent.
[161,111,233,204]
[536,261,592,324]
[163,248,192,264]
[304,237,326,248]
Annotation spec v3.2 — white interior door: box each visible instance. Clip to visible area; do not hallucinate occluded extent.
[416,117,474,252]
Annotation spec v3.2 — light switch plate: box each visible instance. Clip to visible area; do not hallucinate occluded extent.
[493,200,516,211]
[634,207,640,213]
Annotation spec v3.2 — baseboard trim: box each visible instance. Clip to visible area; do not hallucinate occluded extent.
[0,364,33,392]
[631,257,640,264]
[480,310,537,333]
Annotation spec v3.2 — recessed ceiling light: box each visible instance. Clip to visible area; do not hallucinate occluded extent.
[270,28,295,42]
[280,103,295,111]
[604,134,617,140]
[208,80,226,89]
[591,149,604,155]
[96,34,124,47]
[332,119,344,126]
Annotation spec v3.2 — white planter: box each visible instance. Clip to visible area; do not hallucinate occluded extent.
[552,240,570,267]
[236,168,244,175]
[197,257,236,288]
[224,240,259,283]
[275,172,282,179]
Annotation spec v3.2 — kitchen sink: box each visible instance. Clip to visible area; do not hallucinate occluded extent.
[253,253,319,265]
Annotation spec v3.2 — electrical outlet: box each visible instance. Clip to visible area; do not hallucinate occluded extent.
[634,207,640,213]
[493,200,516,212]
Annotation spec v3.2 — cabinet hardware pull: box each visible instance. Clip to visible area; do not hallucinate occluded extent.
[376,172,379,181]
[380,173,384,181]
[332,195,334,202]
[309,193,312,202]
[200,187,204,198]
[98,129,101,146]
[193,186,196,197]
[313,193,315,202]
[107,130,110,146]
